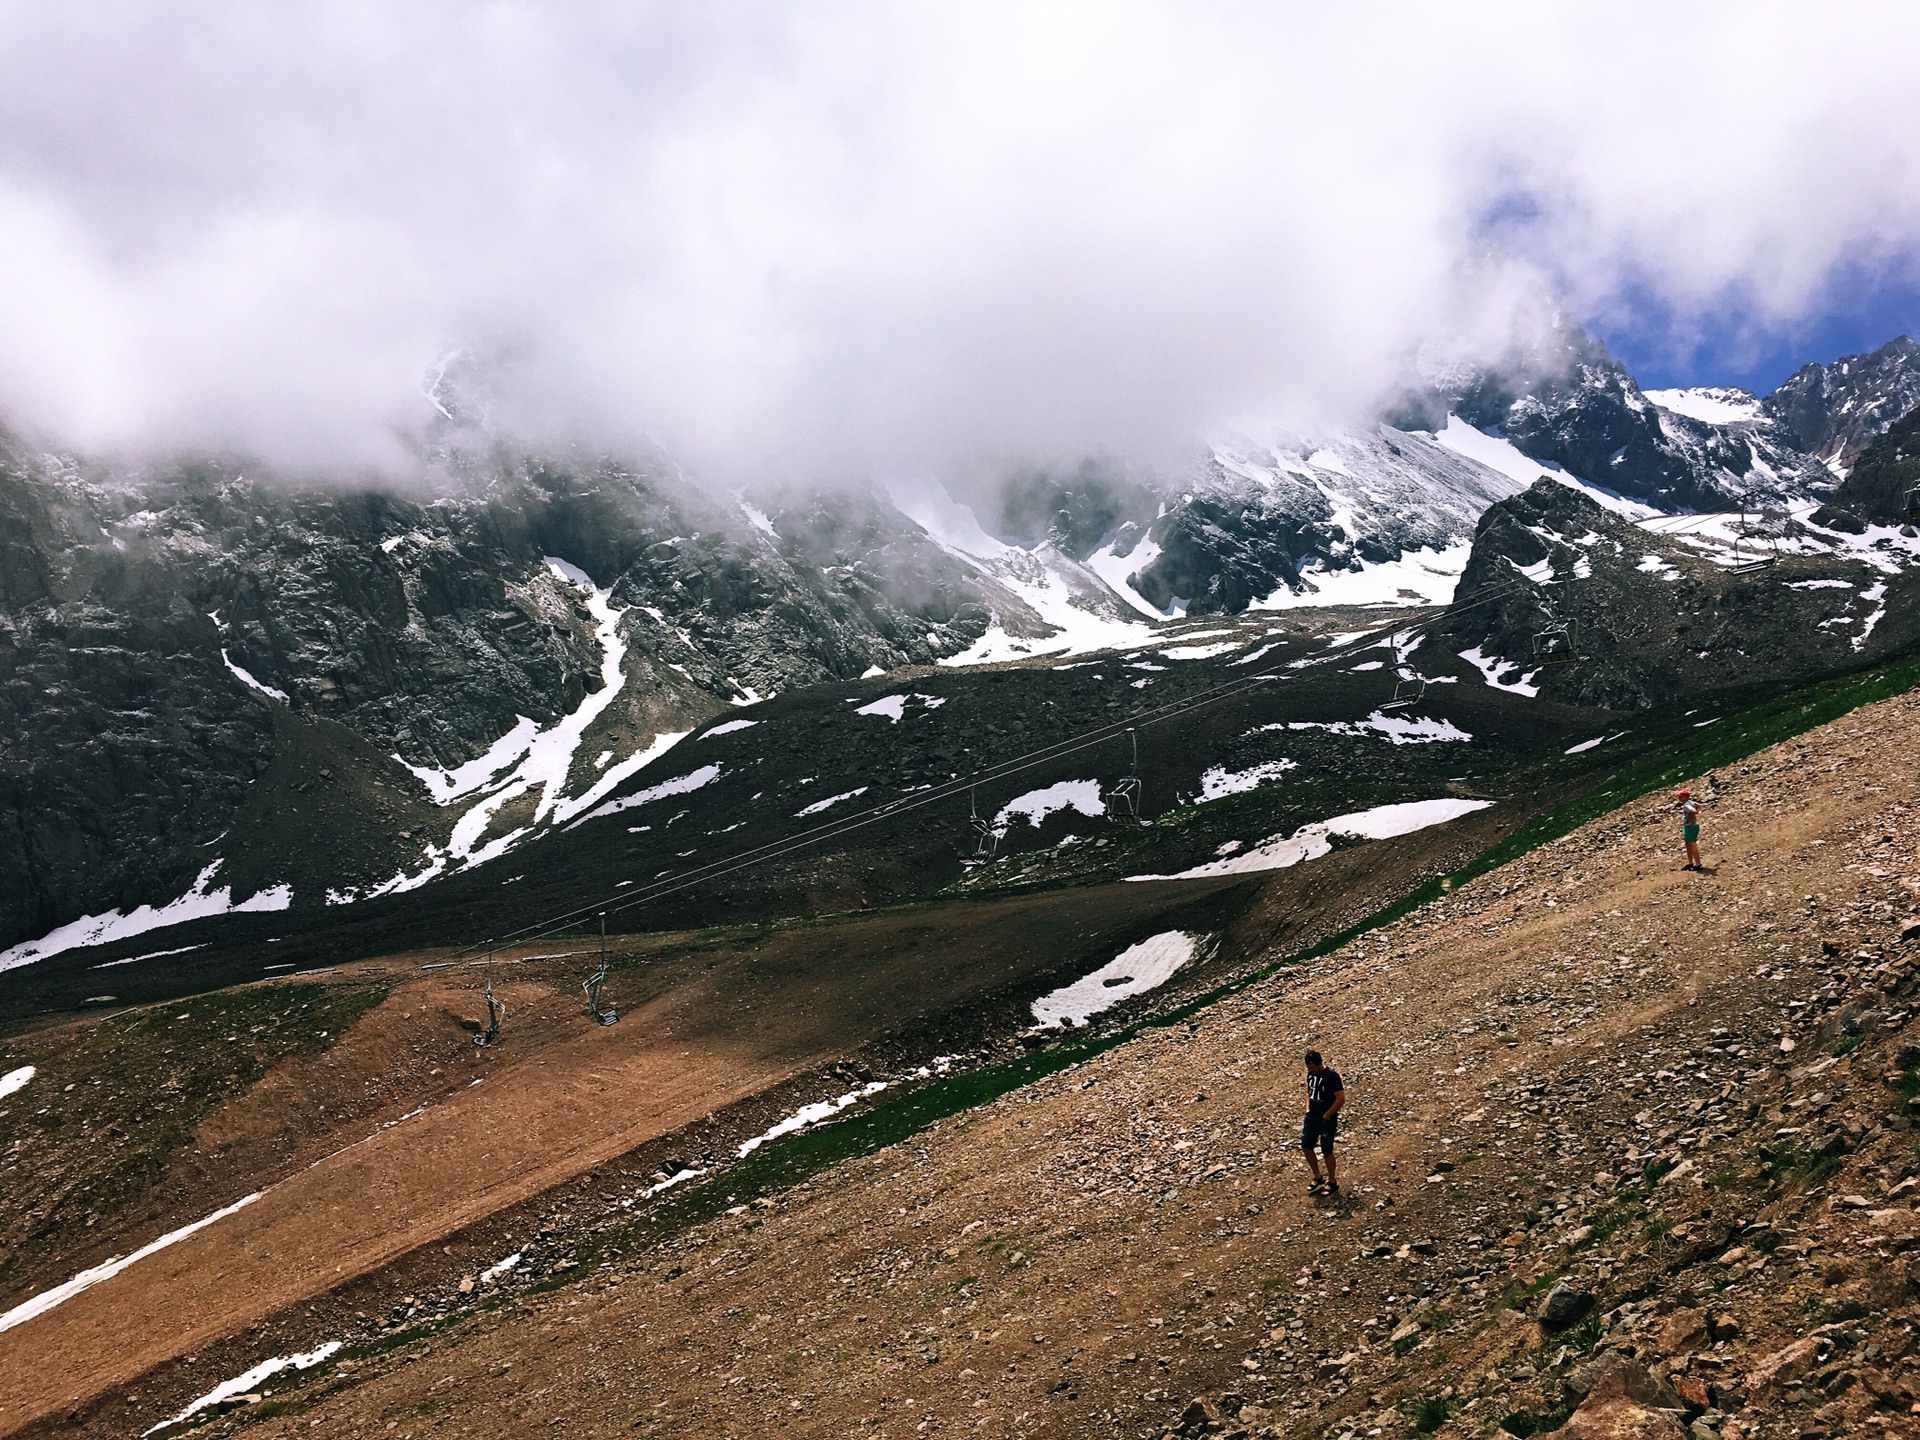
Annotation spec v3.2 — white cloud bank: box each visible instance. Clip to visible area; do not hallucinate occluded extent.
[0,4,1916,478]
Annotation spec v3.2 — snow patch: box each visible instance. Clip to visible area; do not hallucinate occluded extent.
[700,719,759,740]
[221,650,288,702]
[796,786,868,817]
[1132,798,1494,881]
[1270,712,1472,745]
[1196,760,1296,801]
[1252,542,1471,610]
[1459,647,1540,697]
[0,1192,263,1334]
[572,764,723,828]
[992,780,1105,835]
[0,863,290,974]
[1032,931,1200,1028]
[1160,641,1241,661]
[0,1065,33,1099]
[144,1342,342,1435]
[738,1082,890,1156]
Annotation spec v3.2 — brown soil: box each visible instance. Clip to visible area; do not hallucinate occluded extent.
[129,688,1920,1440]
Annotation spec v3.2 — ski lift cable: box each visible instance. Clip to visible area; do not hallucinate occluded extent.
[456,576,1545,954]
[459,671,1284,952]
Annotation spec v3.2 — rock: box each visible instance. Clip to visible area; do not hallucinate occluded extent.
[1747,1336,1824,1393]
[1555,1399,1689,1439]
[1568,1352,1683,1411]
[1668,1374,1709,1409]
[1541,1281,1596,1329]
[1178,1396,1220,1431]
[1706,1312,1740,1342]
[1657,1307,1707,1351]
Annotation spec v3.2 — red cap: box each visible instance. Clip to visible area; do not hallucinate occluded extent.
[1673,788,1690,799]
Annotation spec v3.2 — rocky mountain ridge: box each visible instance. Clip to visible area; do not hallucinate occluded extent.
[5,327,1919,965]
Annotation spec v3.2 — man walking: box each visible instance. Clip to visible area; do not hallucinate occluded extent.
[1675,787,1704,871]
[1302,1050,1345,1196]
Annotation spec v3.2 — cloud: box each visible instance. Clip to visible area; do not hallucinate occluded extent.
[0,3,1917,481]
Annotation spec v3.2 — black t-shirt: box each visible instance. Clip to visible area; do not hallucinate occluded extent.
[1307,1068,1344,1116]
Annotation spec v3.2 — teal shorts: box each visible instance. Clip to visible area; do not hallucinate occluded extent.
[1682,823,1700,843]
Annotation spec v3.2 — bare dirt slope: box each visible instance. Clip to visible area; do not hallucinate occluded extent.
[175,688,1920,1440]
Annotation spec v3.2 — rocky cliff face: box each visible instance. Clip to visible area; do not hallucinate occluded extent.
[0,441,1026,952]
[1765,334,1920,471]
[1443,477,1920,710]
[1390,322,1831,513]
[1826,401,1920,525]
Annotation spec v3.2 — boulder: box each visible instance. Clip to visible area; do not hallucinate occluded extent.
[1746,1336,1824,1393]
[1540,1281,1596,1329]
[1567,1352,1682,1411]
[1656,1307,1706,1351]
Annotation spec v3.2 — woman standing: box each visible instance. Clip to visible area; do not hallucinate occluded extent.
[1675,787,1704,870]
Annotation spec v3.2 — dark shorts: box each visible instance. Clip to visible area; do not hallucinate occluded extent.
[1302,1113,1338,1153]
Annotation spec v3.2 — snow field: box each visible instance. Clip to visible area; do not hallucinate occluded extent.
[1031,931,1201,1028]
[0,1065,33,1099]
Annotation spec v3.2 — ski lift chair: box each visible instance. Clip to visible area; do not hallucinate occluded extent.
[473,951,505,1047]
[1531,622,1577,665]
[1379,673,1426,712]
[583,914,619,1026]
[968,786,999,861]
[1107,728,1144,825]
[583,959,618,1026]
[474,978,504,1047]
[1728,507,1777,573]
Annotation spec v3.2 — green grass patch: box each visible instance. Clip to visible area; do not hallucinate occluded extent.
[1757,1139,1845,1188]
[1895,1067,1920,1107]
[1404,1394,1451,1433]
[1831,1035,1863,1057]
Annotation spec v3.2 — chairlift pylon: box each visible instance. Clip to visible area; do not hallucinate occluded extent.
[1905,483,1920,520]
[1107,728,1143,825]
[583,913,618,1026]
[473,948,504,1047]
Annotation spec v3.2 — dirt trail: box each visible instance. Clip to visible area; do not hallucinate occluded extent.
[189,690,1920,1440]
[0,982,787,1435]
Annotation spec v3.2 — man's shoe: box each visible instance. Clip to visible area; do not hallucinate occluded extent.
[1306,1180,1326,1195]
